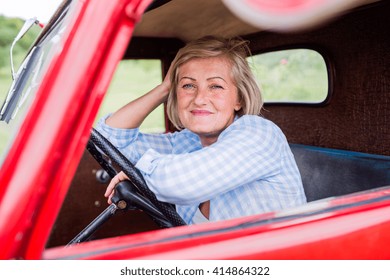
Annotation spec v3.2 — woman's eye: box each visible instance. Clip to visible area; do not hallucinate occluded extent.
[210,84,223,90]
[182,84,195,89]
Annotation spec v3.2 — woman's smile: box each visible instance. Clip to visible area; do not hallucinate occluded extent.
[190,109,213,116]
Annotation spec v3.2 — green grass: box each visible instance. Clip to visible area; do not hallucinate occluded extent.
[0,69,13,156]
[0,68,12,100]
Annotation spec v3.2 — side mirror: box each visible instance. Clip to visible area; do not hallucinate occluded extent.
[10,17,40,80]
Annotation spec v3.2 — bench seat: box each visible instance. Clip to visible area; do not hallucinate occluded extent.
[290,144,390,202]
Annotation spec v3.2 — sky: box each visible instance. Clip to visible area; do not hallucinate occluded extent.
[0,0,63,22]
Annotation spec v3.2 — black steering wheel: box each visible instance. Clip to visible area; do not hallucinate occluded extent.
[67,128,186,246]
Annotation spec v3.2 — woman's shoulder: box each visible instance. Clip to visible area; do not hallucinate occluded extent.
[225,115,286,141]
[234,115,280,131]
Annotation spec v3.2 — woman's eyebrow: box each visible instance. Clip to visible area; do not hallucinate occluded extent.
[179,76,227,82]
[179,76,196,81]
[207,76,227,83]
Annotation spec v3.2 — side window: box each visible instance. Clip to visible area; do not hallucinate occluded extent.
[95,59,165,132]
[249,49,328,103]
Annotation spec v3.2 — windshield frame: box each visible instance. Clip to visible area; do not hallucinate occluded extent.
[0,0,154,260]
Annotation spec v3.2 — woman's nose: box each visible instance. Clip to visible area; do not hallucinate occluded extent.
[193,87,208,105]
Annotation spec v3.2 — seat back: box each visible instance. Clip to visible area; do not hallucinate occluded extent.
[290,144,390,202]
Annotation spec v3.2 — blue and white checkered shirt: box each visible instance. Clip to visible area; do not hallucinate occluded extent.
[96,115,306,224]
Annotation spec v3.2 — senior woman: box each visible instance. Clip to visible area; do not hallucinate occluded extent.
[96,36,306,224]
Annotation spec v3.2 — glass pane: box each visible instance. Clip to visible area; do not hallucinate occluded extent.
[95,59,165,133]
[249,49,328,103]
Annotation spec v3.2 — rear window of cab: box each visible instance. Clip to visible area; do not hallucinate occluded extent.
[250,48,329,104]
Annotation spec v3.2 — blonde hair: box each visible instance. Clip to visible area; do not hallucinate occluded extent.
[167,36,263,130]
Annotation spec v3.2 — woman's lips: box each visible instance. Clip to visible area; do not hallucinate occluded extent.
[190,109,212,116]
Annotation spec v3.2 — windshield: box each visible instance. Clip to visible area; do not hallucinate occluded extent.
[0,2,71,164]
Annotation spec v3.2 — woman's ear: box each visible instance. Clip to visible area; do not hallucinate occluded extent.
[234,93,242,112]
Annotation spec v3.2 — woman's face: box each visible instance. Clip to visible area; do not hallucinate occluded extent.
[176,56,241,146]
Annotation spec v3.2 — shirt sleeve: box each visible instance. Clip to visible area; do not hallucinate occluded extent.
[95,114,175,164]
[135,115,285,205]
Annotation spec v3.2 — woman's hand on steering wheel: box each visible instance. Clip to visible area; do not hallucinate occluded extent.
[105,171,129,204]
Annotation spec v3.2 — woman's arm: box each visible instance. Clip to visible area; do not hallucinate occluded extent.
[105,83,170,129]
[105,69,171,129]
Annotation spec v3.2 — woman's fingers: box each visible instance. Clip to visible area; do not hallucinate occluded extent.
[104,171,130,204]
